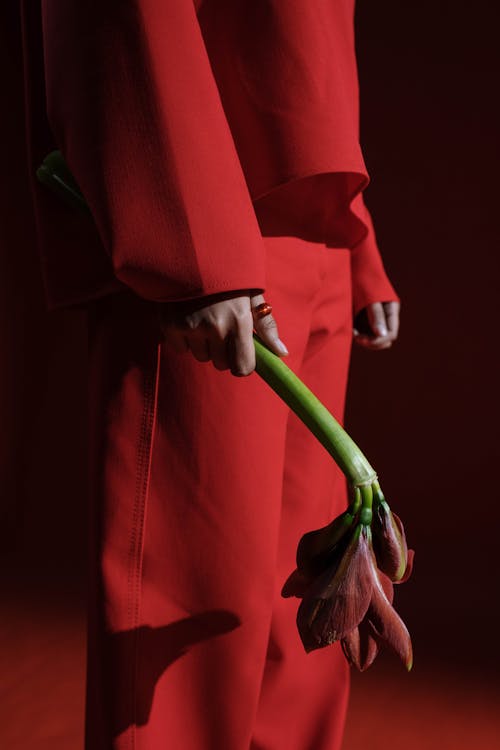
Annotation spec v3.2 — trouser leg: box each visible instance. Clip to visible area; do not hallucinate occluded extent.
[85,292,163,750]
[251,247,353,750]
[85,239,352,750]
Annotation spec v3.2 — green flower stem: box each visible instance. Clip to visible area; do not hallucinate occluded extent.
[254,336,377,488]
[350,487,362,515]
[372,479,385,507]
[359,484,373,525]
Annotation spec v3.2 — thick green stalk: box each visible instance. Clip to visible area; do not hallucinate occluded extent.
[254,337,376,487]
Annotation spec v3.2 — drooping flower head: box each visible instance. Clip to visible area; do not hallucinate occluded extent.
[283,497,414,672]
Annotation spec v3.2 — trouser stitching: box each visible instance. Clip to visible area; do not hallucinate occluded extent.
[126,342,161,750]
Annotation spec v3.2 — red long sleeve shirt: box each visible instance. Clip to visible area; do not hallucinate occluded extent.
[21,0,397,312]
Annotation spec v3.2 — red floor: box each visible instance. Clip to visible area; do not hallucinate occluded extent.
[344,659,500,750]
[0,595,85,750]
[1,590,499,750]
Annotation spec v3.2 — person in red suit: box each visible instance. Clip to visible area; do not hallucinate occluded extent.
[20,2,400,748]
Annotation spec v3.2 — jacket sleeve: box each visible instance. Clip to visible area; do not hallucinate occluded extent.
[350,194,400,315]
[41,0,267,301]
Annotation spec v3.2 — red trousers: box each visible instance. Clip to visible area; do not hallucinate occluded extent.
[86,237,353,750]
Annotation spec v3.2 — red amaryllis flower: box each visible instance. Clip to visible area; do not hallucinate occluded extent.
[284,522,413,671]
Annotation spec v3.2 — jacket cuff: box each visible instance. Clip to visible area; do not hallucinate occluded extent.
[350,200,399,315]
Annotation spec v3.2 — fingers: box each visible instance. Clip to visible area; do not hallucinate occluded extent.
[367,302,388,338]
[384,301,400,339]
[158,295,260,376]
[229,317,256,376]
[253,313,289,357]
[208,336,230,371]
[354,301,401,351]
[208,315,256,376]
[354,336,393,351]
[250,294,288,358]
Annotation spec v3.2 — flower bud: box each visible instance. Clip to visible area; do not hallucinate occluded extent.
[372,500,409,582]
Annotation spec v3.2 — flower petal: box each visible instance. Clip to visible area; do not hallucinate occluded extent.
[282,525,351,598]
[368,557,413,670]
[296,525,373,652]
[296,510,354,570]
[397,548,415,584]
[377,569,394,603]
[341,618,379,671]
[281,568,314,598]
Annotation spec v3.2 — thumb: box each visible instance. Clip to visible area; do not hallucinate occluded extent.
[366,302,388,338]
[251,295,288,357]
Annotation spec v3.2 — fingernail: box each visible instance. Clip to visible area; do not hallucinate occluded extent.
[376,325,388,337]
[276,339,289,356]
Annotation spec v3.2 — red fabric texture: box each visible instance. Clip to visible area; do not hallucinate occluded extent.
[349,195,398,313]
[22,0,397,310]
[87,238,352,749]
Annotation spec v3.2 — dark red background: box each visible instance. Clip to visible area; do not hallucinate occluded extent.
[343,3,499,746]
[1,1,499,748]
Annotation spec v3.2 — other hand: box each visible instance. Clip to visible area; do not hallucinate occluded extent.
[158,292,288,376]
[353,301,400,351]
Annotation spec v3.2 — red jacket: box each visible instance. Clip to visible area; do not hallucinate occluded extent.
[21,0,397,312]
